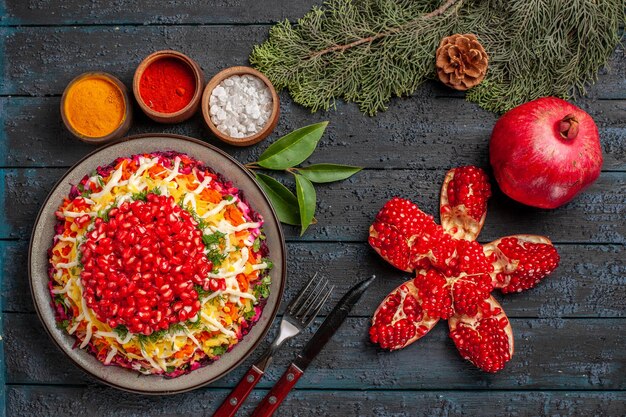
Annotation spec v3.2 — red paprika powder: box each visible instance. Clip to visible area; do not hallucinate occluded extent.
[139,58,196,113]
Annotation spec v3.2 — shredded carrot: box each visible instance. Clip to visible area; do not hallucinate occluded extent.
[120,160,138,180]
[225,205,245,226]
[200,188,223,204]
[236,273,249,292]
[174,343,195,359]
[147,165,166,179]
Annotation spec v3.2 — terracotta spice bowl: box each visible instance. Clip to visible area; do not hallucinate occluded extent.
[133,50,204,123]
[202,66,280,147]
[61,71,133,145]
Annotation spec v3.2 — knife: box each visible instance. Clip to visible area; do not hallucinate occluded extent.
[249,275,376,417]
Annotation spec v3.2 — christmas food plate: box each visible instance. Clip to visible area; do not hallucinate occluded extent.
[29,134,286,394]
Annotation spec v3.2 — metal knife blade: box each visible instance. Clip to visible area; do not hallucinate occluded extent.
[292,275,376,371]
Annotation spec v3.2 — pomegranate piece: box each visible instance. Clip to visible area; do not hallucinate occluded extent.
[413,269,452,320]
[413,266,492,320]
[484,235,560,294]
[370,280,439,350]
[368,166,559,372]
[440,166,491,240]
[449,296,514,373]
[80,194,214,335]
[368,197,456,272]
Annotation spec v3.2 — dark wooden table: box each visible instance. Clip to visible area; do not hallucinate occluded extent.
[1,1,625,416]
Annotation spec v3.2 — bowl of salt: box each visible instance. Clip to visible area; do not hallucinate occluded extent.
[202,66,280,147]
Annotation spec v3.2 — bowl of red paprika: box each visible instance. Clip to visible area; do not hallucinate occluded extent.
[133,50,204,123]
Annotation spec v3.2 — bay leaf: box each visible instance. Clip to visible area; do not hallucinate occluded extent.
[257,121,328,170]
[297,163,362,183]
[255,173,300,225]
[295,174,316,235]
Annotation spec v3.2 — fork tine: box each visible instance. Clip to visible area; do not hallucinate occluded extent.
[290,277,323,316]
[286,272,318,314]
[293,277,327,318]
[294,279,328,319]
[303,285,334,327]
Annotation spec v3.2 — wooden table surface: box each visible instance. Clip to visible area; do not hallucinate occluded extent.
[1,1,625,416]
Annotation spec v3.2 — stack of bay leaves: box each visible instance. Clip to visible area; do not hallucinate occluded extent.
[246,122,362,235]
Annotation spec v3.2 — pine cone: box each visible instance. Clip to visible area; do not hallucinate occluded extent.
[436,34,488,91]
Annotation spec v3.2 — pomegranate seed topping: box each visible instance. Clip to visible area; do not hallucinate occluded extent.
[80,194,214,335]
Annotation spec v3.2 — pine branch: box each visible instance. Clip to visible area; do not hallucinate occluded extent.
[250,0,624,115]
[306,0,462,60]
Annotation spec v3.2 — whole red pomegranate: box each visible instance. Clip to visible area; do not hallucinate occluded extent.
[490,97,603,209]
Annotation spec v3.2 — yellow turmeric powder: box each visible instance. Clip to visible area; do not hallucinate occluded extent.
[64,76,125,138]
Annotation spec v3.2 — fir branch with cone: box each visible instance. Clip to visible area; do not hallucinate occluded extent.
[250,0,624,115]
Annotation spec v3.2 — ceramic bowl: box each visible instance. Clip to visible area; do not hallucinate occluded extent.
[202,66,279,147]
[61,71,132,145]
[133,50,204,123]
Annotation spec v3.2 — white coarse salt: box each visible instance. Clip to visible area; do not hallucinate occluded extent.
[209,74,273,138]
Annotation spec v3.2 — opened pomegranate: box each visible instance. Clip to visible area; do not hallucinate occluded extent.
[369,166,560,372]
[490,97,603,209]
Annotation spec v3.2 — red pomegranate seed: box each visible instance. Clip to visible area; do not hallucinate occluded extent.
[79,194,214,335]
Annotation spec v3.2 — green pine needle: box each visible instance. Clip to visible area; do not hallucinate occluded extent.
[250,0,624,115]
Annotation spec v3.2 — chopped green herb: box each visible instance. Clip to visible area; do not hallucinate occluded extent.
[113,325,129,339]
[252,234,266,252]
[254,275,272,299]
[132,189,148,201]
[183,205,209,230]
[186,318,204,330]
[96,176,105,187]
[207,248,227,267]
[202,231,226,247]
[54,293,64,305]
[244,307,256,320]
[56,319,70,331]
[212,345,228,356]
[166,366,176,373]
[168,323,186,334]
[261,257,274,270]
[131,187,161,202]
[195,284,212,298]
[96,203,115,222]
[138,329,168,344]
[78,183,92,197]
[224,195,234,202]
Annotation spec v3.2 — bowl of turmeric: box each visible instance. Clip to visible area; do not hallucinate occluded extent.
[61,72,133,145]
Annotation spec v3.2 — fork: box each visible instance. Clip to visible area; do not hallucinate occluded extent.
[212,274,333,417]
